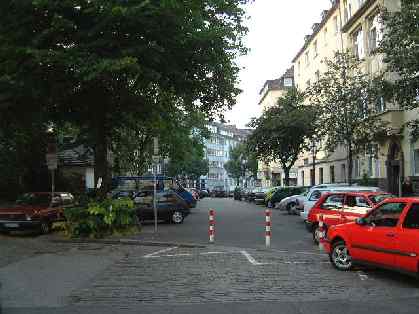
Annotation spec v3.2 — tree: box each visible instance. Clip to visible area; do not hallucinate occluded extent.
[224,142,258,186]
[307,51,389,185]
[247,88,317,186]
[0,0,250,196]
[380,1,419,139]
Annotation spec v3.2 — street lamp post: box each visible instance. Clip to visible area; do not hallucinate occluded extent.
[311,140,316,186]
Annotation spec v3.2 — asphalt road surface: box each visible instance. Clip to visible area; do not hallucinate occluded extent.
[1,197,419,314]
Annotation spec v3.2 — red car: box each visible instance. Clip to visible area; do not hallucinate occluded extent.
[308,191,394,243]
[0,192,74,234]
[324,198,419,277]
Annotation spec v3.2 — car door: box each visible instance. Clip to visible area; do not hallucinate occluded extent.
[394,203,419,273]
[350,201,407,267]
[134,191,154,220]
[340,194,371,224]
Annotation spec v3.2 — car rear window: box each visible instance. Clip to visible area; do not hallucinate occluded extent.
[16,193,51,206]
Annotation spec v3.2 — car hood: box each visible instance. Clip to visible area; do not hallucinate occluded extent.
[0,205,46,215]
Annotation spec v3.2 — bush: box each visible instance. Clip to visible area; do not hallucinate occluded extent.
[64,197,139,238]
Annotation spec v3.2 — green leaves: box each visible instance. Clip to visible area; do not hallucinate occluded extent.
[248,88,317,185]
[380,1,419,139]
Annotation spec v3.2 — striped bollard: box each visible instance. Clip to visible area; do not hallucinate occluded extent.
[209,209,215,243]
[265,209,271,248]
[318,214,325,251]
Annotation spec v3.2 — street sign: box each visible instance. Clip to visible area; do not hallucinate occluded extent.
[46,153,58,170]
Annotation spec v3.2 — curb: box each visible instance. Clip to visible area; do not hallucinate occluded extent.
[49,238,206,249]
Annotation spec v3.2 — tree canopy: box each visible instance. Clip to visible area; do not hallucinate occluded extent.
[0,0,250,196]
[224,142,258,185]
[307,51,389,184]
[247,88,317,186]
[380,0,419,139]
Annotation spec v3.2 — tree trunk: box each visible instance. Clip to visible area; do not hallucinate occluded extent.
[347,144,353,186]
[284,167,290,187]
[93,107,110,199]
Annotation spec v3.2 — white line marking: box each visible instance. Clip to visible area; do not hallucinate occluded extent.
[357,271,368,281]
[200,251,225,255]
[240,250,266,266]
[164,253,192,257]
[143,247,178,258]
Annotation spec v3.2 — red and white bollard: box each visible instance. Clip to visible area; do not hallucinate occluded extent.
[265,209,271,248]
[209,208,215,243]
[318,214,325,251]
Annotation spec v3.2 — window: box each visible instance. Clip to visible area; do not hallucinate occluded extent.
[330,165,335,183]
[374,158,381,177]
[324,28,328,46]
[376,96,386,112]
[309,190,322,201]
[284,78,293,87]
[333,16,339,34]
[415,149,419,174]
[353,158,360,178]
[341,163,346,182]
[304,158,309,166]
[313,40,318,58]
[368,155,373,177]
[368,13,382,53]
[367,202,406,227]
[301,171,305,186]
[403,204,419,229]
[321,194,344,210]
[305,51,310,66]
[346,195,369,208]
[319,167,324,184]
[297,61,301,76]
[352,28,365,59]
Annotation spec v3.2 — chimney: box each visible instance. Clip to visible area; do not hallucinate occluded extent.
[304,35,311,42]
[312,23,320,32]
[321,10,329,21]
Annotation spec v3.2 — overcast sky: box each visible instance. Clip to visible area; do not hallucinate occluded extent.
[224,0,332,128]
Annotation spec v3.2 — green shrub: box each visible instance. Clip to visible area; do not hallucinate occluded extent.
[64,197,139,238]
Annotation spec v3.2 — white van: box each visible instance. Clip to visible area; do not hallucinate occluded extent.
[300,186,382,227]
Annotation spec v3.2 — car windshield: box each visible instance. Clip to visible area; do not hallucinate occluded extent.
[369,194,395,204]
[16,193,51,206]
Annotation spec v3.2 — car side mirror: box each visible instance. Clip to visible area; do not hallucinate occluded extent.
[356,217,367,226]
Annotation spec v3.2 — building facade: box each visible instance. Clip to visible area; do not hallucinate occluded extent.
[201,123,252,192]
[257,68,299,187]
[290,0,418,195]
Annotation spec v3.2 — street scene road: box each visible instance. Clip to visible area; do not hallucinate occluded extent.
[1,197,419,314]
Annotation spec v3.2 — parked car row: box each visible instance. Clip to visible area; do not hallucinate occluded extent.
[0,178,203,234]
[279,182,419,278]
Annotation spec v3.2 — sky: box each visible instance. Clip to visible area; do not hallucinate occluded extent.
[224,0,332,128]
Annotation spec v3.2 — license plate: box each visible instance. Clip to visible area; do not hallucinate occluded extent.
[4,223,19,228]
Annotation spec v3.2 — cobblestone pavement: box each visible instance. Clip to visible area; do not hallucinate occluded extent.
[70,245,419,308]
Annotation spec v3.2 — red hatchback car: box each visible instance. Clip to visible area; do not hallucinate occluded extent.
[324,198,419,277]
[308,191,394,243]
[0,192,73,234]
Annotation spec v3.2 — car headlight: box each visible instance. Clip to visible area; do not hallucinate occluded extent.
[25,214,32,221]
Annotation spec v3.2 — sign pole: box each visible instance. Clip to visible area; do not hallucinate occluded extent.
[154,163,158,233]
[153,137,159,234]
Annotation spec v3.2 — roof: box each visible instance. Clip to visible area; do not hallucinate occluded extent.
[292,1,340,63]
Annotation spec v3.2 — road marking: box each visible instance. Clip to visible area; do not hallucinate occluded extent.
[240,250,266,266]
[200,251,225,255]
[143,247,178,258]
[357,271,369,281]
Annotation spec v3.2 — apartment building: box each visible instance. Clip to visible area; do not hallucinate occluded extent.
[201,122,252,192]
[257,67,298,187]
[292,0,418,195]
